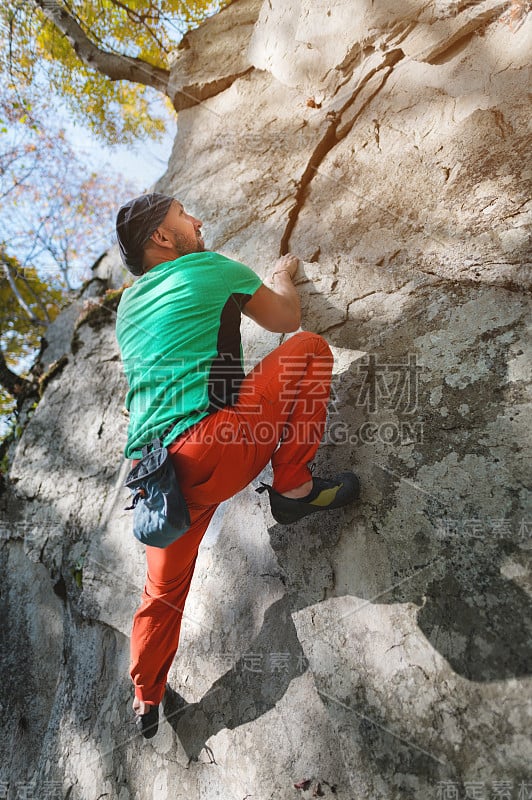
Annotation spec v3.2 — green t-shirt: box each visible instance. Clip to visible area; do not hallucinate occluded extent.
[116,251,262,458]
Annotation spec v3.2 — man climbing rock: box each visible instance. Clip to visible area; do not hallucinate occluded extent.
[115,192,360,738]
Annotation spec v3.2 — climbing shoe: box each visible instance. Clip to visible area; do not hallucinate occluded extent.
[256,471,360,525]
[135,704,159,739]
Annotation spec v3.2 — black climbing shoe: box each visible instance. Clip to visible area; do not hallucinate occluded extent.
[256,472,360,525]
[135,704,159,739]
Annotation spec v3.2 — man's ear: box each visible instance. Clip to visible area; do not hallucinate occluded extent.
[150,227,172,248]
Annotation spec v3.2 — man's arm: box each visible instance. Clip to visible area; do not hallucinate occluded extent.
[243,254,301,333]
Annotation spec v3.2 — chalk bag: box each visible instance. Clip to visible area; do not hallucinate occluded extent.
[124,438,190,548]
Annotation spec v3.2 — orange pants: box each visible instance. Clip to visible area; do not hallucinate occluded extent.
[130,331,333,704]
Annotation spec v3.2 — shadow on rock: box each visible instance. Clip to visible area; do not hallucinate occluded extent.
[414,538,532,681]
[163,593,307,761]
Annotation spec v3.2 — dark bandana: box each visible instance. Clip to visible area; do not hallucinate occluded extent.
[116,193,174,275]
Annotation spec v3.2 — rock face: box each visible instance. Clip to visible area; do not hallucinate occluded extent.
[1,1,531,799]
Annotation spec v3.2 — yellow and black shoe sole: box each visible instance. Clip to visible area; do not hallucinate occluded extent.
[257,472,361,525]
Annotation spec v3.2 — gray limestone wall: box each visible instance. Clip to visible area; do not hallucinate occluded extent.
[1,1,530,799]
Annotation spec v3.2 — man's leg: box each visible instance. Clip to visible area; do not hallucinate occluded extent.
[129,331,334,713]
[232,330,359,523]
[236,330,334,494]
[130,504,217,708]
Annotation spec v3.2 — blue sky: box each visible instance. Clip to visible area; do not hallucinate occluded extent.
[66,115,177,194]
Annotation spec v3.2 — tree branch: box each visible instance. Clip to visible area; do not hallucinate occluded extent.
[34,0,170,94]
[107,0,170,54]
[1,260,44,324]
[15,269,53,323]
[0,345,33,399]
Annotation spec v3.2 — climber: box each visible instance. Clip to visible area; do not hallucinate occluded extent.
[115,192,360,738]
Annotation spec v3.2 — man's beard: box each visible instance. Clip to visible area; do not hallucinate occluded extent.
[174,231,205,256]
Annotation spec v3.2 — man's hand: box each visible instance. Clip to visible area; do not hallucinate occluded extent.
[269,253,300,282]
[243,253,302,333]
